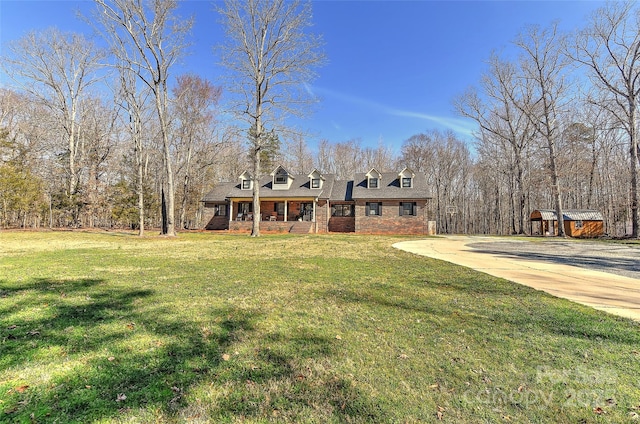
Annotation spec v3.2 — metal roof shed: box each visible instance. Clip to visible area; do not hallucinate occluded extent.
[530,209,604,237]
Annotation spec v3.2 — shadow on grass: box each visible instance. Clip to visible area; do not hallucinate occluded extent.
[325,277,640,347]
[0,278,154,370]
[0,278,389,422]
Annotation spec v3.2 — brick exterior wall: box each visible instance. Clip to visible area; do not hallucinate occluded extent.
[230,221,293,232]
[204,199,431,234]
[329,217,355,232]
[203,202,229,230]
[315,200,329,233]
[354,200,429,235]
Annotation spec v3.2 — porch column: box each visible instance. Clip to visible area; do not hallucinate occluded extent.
[312,200,316,222]
[284,201,288,222]
[229,200,234,224]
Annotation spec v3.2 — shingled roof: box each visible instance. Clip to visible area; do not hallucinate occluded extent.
[203,170,431,202]
[329,180,354,202]
[203,174,336,202]
[351,172,430,200]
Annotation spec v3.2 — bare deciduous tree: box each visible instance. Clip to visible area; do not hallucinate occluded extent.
[217,0,324,236]
[455,54,535,234]
[94,0,193,236]
[115,61,154,235]
[2,29,104,204]
[172,74,222,229]
[78,96,119,228]
[362,139,396,173]
[515,23,571,237]
[399,130,472,234]
[281,134,314,174]
[567,1,640,238]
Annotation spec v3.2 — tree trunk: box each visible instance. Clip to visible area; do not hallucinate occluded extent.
[509,174,517,234]
[514,152,527,235]
[137,151,145,237]
[180,173,189,230]
[156,89,175,236]
[251,143,261,237]
[251,77,264,237]
[68,122,78,197]
[548,138,566,237]
[630,101,639,238]
[180,140,194,230]
[161,187,168,235]
[587,135,597,209]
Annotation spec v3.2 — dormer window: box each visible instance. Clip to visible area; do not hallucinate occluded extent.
[398,167,415,189]
[275,174,287,184]
[308,169,325,189]
[239,171,252,190]
[366,168,382,189]
[271,165,293,190]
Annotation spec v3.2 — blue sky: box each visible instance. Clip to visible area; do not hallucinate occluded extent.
[0,0,606,153]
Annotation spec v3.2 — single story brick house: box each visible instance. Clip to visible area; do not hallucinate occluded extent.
[202,166,435,235]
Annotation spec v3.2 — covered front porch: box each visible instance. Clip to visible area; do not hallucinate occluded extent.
[230,198,318,223]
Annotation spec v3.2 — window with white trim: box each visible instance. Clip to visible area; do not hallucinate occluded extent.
[242,179,251,189]
[402,177,412,188]
[311,178,320,188]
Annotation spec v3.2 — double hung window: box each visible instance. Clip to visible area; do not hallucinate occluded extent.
[332,204,354,217]
[400,202,417,216]
[366,202,381,216]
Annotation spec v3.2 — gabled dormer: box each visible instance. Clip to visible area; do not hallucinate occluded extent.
[365,168,382,189]
[398,167,415,188]
[239,171,253,190]
[271,165,294,190]
[308,169,325,189]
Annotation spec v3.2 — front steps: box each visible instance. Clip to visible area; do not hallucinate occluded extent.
[289,221,313,234]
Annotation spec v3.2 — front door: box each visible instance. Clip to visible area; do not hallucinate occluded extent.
[300,203,313,221]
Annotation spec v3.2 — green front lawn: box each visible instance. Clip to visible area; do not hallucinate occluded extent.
[1,231,638,423]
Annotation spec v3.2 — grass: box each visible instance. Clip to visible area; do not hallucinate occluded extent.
[1,231,639,423]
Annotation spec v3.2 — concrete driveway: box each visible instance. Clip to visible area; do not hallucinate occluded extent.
[393,235,640,321]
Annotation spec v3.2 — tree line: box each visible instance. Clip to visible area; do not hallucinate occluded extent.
[1,1,639,238]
